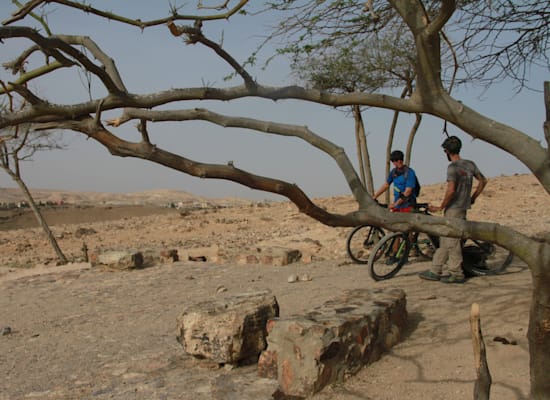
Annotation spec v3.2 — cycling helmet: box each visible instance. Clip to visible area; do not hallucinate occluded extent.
[390,150,404,161]
[442,136,462,154]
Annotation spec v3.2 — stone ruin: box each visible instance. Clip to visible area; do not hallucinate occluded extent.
[177,290,279,364]
[176,288,407,398]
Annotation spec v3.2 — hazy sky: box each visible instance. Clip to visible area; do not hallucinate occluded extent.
[0,2,545,200]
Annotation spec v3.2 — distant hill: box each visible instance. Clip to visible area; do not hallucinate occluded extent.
[0,187,239,207]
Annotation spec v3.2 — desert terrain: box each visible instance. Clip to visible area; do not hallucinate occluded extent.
[0,173,548,399]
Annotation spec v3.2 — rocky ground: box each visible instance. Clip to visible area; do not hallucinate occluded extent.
[0,173,548,399]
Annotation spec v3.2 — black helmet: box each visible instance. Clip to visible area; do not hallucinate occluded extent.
[442,136,462,154]
[390,150,404,162]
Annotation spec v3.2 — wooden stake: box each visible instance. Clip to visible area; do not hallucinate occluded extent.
[470,303,492,400]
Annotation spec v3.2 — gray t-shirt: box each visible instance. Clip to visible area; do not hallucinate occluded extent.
[446,159,483,210]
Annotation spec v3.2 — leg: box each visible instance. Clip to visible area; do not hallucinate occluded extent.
[431,239,450,275]
[445,236,464,279]
[419,238,450,281]
[419,208,467,282]
[440,208,467,283]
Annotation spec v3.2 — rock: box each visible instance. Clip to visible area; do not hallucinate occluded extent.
[177,290,279,365]
[74,227,97,238]
[236,246,302,266]
[90,250,144,269]
[90,248,178,269]
[257,288,407,398]
[1,326,12,336]
[179,245,223,263]
[188,255,207,262]
[159,248,179,263]
[216,285,228,293]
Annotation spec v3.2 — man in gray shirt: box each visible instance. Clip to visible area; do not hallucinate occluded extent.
[419,136,487,284]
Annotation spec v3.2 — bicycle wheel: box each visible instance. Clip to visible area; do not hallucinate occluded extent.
[462,240,514,276]
[346,225,385,264]
[368,232,411,281]
[410,232,439,260]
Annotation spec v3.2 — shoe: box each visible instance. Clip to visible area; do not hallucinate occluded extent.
[385,256,398,265]
[440,275,466,284]
[418,270,440,281]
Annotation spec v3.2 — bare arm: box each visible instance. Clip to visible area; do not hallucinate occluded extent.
[429,180,456,212]
[373,182,390,200]
[390,187,413,209]
[471,173,488,205]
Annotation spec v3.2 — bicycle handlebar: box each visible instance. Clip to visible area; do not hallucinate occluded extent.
[374,200,431,214]
[414,203,430,214]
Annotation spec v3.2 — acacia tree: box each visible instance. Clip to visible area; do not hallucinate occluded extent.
[290,36,418,197]
[1,0,549,397]
[0,101,68,264]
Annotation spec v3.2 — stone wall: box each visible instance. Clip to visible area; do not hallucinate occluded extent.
[258,288,407,398]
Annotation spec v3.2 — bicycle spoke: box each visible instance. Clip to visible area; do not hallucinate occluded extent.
[346,225,385,264]
[412,232,438,260]
[368,232,410,281]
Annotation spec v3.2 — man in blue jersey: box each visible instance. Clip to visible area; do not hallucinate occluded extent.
[373,150,419,264]
[373,150,418,212]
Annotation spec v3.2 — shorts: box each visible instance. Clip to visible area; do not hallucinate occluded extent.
[392,206,413,213]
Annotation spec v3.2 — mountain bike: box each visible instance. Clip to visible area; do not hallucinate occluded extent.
[346,202,436,266]
[347,203,514,281]
[365,203,440,280]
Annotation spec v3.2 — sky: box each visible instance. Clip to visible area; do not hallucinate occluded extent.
[0,1,546,201]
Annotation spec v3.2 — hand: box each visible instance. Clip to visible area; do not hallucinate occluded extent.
[428,204,442,213]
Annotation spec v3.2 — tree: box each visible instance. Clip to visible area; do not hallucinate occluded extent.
[1,0,549,397]
[289,36,418,197]
[454,0,550,91]
[0,100,68,265]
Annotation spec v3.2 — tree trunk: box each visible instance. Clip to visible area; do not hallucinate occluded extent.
[529,81,550,398]
[385,110,399,204]
[13,174,68,264]
[528,267,550,399]
[353,106,367,188]
[405,113,422,167]
[353,105,374,194]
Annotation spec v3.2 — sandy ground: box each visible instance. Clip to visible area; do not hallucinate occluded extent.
[0,173,548,399]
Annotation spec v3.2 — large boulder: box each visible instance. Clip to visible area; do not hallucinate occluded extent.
[177,290,279,365]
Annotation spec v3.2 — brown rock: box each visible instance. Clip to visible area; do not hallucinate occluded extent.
[257,288,407,398]
[177,290,280,364]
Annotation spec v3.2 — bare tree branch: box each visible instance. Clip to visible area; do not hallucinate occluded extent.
[0,27,125,95]
[107,106,370,208]
[3,0,250,27]
[425,0,455,37]
[167,21,257,90]
[0,62,64,95]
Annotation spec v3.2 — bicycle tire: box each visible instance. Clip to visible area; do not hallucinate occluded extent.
[368,232,411,281]
[462,240,514,276]
[346,225,385,264]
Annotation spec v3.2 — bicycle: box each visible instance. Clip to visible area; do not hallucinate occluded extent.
[365,203,440,280]
[347,203,514,281]
[345,202,387,264]
[346,202,436,267]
